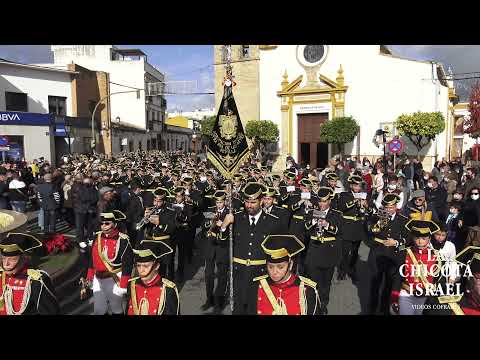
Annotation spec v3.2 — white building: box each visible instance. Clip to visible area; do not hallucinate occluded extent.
[214,45,458,171]
[167,107,215,127]
[0,59,76,163]
[37,45,167,153]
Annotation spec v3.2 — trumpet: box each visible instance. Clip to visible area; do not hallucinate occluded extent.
[136,207,160,231]
[371,207,390,233]
[312,209,328,236]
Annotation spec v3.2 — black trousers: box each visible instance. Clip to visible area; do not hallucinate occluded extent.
[232,264,265,315]
[43,209,57,234]
[176,229,194,274]
[339,240,361,275]
[305,265,335,307]
[75,211,96,243]
[367,248,400,315]
[204,246,229,299]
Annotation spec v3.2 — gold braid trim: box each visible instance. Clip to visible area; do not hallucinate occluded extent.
[299,281,307,315]
[207,148,250,180]
[259,279,286,315]
[449,302,465,315]
[130,279,139,315]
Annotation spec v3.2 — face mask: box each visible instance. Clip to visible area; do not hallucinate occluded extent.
[424,176,429,180]
[388,184,397,190]
[200,176,207,182]
[453,194,462,200]
[427,183,434,188]
[472,195,480,200]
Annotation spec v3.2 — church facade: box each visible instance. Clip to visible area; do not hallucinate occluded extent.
[214,45,459,171]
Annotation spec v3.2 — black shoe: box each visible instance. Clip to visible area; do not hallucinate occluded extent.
[320,306,328,315]
[337,272,346,281]
[201,297,214,311]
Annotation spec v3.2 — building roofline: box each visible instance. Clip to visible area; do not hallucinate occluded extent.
[379,51,434,65]
[0,59,79,74]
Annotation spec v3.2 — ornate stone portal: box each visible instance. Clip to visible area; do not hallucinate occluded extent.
[274,48,348,171]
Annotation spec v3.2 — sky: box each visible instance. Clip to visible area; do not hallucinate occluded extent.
[0,45,478,111]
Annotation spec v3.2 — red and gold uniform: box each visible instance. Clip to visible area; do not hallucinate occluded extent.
[246,234,321,315]
[0,233,59,315]
[86,228,133,289]
[252,273,319,315]
[127,274,179,315]
[126,239,179,315]
[86,210,133,315]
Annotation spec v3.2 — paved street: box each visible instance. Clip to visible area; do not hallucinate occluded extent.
[25,212,367,315]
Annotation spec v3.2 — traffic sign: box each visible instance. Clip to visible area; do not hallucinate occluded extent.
[388,139,405,154]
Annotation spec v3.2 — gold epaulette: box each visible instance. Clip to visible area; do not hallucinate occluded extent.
[95,231,102,235]
[253,274,269,282]
[128,276,140,283]
[331,209,342,214]
[234,210,243,214]
[118,232,130,240]
[162,278,177,288]
[266,212,279,219]
[437,295,463,304]
[281,204,289,209]
[299,276,317,288]
[27,269,43,281]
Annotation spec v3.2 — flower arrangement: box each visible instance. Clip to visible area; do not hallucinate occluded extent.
[43,233,72,255]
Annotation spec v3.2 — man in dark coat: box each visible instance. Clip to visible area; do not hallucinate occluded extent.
[220,182,283,315]
[304,187,344,315]
[201,190,230,314]
[366,193,410,315]
[36,173,61,234]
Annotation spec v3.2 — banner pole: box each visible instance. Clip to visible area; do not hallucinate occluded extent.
[227,180,234,313]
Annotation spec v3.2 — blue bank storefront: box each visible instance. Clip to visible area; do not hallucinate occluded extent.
[0,111,85,164]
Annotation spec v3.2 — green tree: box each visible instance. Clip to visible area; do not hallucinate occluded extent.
[319,116,360,157]
[394,111,445,153]
[245,120,280,145]
[200,115,216,138]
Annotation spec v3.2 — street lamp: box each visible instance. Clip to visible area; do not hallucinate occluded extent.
[192,132,197,156]
[64,119,72,155]
[374,128,389,189]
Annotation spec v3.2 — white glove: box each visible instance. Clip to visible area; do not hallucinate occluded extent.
[112,284,127,297]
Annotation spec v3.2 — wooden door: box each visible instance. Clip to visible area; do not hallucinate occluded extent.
[298,113,328,168]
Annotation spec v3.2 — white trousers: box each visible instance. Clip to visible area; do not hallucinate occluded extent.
[92,274,125,315]
[398,290,427,315]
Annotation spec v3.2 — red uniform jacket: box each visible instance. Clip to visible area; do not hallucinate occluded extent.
[86,228,133,288]
[248,274,320,315]
[126,274,179,315]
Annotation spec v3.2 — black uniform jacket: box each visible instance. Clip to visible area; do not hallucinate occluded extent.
[126,192,145,227]
[223,209,283,261]
[264,205,290,233]
[366,212,410,256]
[304,208,343,268]
[337,191,373,242]
[203,206,230,260]
[144,205,177,243]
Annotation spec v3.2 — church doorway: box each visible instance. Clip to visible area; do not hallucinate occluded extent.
[298,112,329,169]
